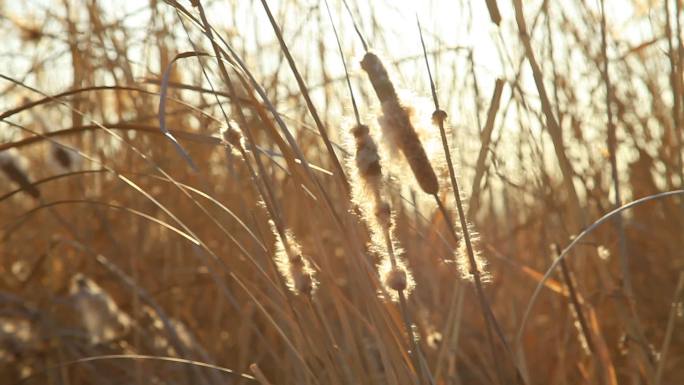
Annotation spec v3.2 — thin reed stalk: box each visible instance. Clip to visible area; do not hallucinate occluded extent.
[259,0,350,193]
[416,17,519,384]
[600,0,630,298]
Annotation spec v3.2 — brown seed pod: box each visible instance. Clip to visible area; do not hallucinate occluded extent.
[385,267,408,291]
[352,124,382,182]
[0,150,39,199]
[221,125,244,150]
[361,53,439,195]
[53,146,73,170]
[360,52,398,104]
[432,109,448,126]
[380,102,439,195]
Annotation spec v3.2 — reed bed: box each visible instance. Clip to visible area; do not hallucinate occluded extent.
[1,1,683,384]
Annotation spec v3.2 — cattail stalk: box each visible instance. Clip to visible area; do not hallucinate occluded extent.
[349,122,433,385]
[223,123,317,296]
[512,0,584,231]
[258,0,350,193]
[416,17,521,384]
[551,244,595,355]
[600,0,629,299]
[350,123,414,297]
[654,272,684,385]
[334,8,429,379]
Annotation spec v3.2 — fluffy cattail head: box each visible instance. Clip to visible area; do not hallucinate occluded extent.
[270,221,318,296]
[379,101,439,194]
[360,52,398,104]
[293,268,314,295]
[361,52,440,195]
[454,222,491,283]
[69,274,131,344]
[352,124,382,183]
[221,124,244,151]
[378,256,415,301]
[0,149,39,199]
[385,267,407,291]
[374,200,392,231]
[287,253,314,294]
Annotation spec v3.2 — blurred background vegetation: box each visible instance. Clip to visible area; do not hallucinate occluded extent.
[1,0,683,384]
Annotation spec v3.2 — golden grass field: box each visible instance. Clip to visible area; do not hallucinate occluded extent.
[1,0,684,384]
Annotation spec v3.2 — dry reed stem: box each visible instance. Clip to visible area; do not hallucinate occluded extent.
[654,272,684,385]
[484,0,502,25]
[599,0,630,298]
[259,0,350,193]
[417,19,517,383]
[3,1,684,384]
[512,0,584,229]
[250,363,274,385]
[468,78,505,218]
[551,244,595,355]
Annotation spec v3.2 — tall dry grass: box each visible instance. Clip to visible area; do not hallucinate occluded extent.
[1,0,684,384]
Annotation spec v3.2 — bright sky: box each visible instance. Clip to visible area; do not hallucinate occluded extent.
[0,0,670,199]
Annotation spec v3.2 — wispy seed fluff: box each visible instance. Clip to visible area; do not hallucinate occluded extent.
[360,52,439,195]
[69,274,131,344]
[384,264,407,291]
[270,221,317,295]
[220,123,245,154]
[347,123,414,299]
[351,124,382,200]
[454,221,491,283]
[373,234,416,301]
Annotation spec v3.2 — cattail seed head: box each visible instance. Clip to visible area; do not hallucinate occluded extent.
[454,222,491,283]
[53,146,72,169]
[352,124,382,182]
[344,119,416,300]
[69,274,131,344]
[432,109,448,126]
[294,272,314,295]
[385,267,407,291]
[361,53,440,195]
[378,254,415,301]
[221,125,244,151]
[0,149,39,199]
[49,144,81,173]
[374,200,392,231]
[360,52,398,104]
[379,101,439,194]
[270,221,318,296]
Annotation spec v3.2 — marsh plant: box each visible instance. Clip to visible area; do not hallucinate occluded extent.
[1,1,684,384]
